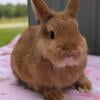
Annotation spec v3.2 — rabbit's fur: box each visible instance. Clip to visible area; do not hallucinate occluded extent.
[11,0,91,100]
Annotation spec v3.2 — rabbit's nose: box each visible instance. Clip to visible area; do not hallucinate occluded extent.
[66,50,79,57]
[60,50,78,58]
[62,44,79,56]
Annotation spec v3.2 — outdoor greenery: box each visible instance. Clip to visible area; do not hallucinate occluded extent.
[0,17,28,47]
[0,27,25,46]
[0,4,28,47]
[0,4,27,18]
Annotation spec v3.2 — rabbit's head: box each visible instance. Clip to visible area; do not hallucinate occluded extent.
[31,0,87,68]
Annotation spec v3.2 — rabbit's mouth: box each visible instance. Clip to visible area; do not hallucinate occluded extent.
[51,47,84,68]
[53,56,81,68]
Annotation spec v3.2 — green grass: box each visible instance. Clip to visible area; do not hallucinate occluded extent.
[0,17,28,47]
[0,27,26,47]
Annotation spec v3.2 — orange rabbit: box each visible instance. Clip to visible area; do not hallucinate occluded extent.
[11,0,91,100]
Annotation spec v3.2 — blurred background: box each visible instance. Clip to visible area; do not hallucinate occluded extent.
[0,0,27,47]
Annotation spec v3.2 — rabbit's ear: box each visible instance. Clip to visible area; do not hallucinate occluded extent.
[64,0,79,17]
[31,0,52,23]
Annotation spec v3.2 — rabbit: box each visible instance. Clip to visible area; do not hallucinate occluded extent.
[11,0,92,100]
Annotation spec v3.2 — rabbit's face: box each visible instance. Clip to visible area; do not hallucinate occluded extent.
[37,16,87,68]
[32,0,87,68]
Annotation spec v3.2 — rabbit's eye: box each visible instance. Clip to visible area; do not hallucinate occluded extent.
[48,31,55,39]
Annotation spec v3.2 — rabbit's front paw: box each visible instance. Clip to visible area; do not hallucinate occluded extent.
[75,74,92,93]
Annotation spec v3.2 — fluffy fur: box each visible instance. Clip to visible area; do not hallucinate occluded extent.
[11,0,91,100]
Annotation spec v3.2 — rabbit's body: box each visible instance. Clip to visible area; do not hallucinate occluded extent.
[11,24,87,90]
[11,0,91,100]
